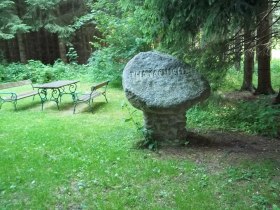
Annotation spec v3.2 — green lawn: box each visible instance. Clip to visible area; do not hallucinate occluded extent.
[0,83,279,209]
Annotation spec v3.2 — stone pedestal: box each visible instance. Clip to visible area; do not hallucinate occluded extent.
[122,51,210,145]
[143,111,187,144]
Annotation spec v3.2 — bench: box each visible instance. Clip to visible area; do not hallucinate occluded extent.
[0,79,38,111]
[73,80,110,114]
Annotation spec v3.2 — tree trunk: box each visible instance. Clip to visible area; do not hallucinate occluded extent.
[16,33,27,63]
[43,30,50,63]
[273,88,280,104]
[37,30,43,62]
[4,41,11,61]
[255,0,274,95]
[7,39,18,62]
[241,28,255,92]
[234,30,242,71]
[58,38,67,63]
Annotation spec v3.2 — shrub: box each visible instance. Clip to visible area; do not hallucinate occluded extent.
[0,60,95,83]
[188,95,280,138]
[87,0,153,83]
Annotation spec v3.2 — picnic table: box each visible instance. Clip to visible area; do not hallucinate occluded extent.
[33,80,79,110]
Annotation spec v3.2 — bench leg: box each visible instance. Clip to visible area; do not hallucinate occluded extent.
[73,102,78,114]
[38,89,47,111]
[0,100,17,111]
[13,100,17,111]
[102,93,108,103]
[59,92,63,103]
[0,98,4,109]
[89,99,94,113]
[55,100,60,110]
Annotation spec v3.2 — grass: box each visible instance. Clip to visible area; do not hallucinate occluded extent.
[219,57,280,93]
[0,81,279,209]
[0,57,279,209]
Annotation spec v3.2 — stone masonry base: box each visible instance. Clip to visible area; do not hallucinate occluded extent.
[143,111,188,145]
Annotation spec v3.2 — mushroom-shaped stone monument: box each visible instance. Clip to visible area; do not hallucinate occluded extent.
[123,51,210,145]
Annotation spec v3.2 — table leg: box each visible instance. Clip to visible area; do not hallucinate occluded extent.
[59,87,65,103]
[50,88,61,110]
[69,83,78,102]
[38,88,47,110]
[59,83,78,103]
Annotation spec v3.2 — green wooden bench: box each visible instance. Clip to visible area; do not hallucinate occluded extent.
[73,80,109,114]
[0,80,38,111]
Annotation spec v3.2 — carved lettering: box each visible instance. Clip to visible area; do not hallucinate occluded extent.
[129,68,189,80]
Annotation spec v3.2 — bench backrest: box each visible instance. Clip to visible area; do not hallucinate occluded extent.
[91,80,110,92]
[0,80,33,90]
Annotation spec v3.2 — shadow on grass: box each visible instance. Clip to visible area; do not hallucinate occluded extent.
[158,130,280,167]
[66,101,107,114]
[1,100,42,112]
[2,99,108,115]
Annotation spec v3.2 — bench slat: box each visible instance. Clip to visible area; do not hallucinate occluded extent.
[78,91,102,102]
[2,91,37,100]
[91,80,109,91]
[17,91,38,99]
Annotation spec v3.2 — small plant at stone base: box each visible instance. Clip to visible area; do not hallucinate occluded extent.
[138,129,158,151]
[121,102,158,151]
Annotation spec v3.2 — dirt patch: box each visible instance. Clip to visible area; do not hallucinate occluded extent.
[222,90,278,103]
[158,90,279,171]
[223,91,258,101]
[158,131,280,172]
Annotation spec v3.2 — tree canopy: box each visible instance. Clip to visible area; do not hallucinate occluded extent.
[0,0,279,95]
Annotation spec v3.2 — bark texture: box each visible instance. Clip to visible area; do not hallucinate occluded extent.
[241,28,255,92]
[255,0,275,95]
[17,33,27,64]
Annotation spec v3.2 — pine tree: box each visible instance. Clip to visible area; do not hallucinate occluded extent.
[0,0,30,40]
[0,0,95,63]
[241,28,255,92]
[255,0,275,94]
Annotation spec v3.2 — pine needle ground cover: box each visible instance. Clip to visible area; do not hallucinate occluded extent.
[0,84,279,209]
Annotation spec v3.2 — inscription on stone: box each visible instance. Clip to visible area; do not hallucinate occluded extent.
[129,67,189,80]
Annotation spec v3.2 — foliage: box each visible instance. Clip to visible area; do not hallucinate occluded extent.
[184,42,231,90]
[87,0,153,81]
[186,57,280,137]
[141,0,258,41]
[0,0,95,43]
[271,58,280,88]
[188,95,280,138]
[0,60,91,83]
[121,0,279,88]
[66,44,79,64]
[0,0,30,39]
[26,0,94,38]
[121,102,158,151]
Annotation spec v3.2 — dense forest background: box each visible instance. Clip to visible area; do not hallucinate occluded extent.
[0,0,97,64]
[0,0,279,100]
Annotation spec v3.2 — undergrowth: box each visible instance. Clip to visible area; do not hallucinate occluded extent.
[188,95,280,138]
[0,60,119,85]
[0,58,279,138]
